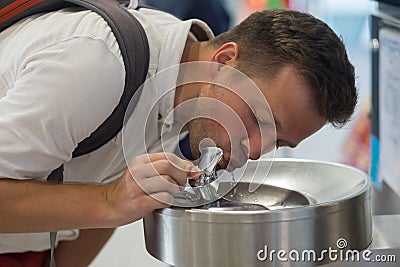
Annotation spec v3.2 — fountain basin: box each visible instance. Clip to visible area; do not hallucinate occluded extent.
[144,158,372,267]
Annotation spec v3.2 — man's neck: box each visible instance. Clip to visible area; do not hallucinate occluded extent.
[180,37,202,63]
[174,38,215,132]
[175,38,206,106]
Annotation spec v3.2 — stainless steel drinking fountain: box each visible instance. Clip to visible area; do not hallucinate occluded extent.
[143,158,372,267]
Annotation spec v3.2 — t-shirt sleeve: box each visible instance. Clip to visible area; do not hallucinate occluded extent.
[0,37,125,179]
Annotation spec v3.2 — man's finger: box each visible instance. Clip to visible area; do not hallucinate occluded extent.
[136,175,180,196]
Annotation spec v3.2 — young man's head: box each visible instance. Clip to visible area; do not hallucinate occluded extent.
[179,8,357,170]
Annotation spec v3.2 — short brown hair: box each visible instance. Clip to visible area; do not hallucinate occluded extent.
[208,9,357,128]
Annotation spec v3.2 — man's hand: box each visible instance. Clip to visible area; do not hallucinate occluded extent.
[102,152,200,227]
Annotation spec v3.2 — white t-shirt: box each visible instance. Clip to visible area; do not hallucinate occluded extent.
[0,6,212,253]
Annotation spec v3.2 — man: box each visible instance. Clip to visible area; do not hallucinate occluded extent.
[0,1,356,266]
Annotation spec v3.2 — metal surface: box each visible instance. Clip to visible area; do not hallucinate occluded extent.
[194,146,223,186]
[372,181,400,215]
[370,214,400,249]
[326,215,400,266]
[200,183,314,211]
[205,198,269,211]
[173,147,224,207]
[144,159,372,267]
[221,182,314,210]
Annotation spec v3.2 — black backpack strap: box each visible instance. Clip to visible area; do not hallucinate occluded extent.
[47,164,64,183]
[68,0,149,157]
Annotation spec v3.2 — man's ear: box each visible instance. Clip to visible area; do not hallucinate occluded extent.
[208,42,240,78]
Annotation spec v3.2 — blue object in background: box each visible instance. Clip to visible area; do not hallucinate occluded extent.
[370,135,382,190]
[178,133,194,160]
[143,0,231,35]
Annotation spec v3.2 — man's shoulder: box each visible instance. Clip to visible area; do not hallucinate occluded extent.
[0,7,123,76]
[1,7,116,53]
